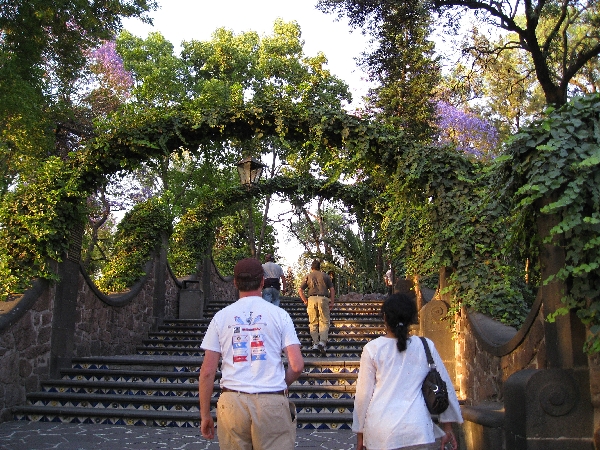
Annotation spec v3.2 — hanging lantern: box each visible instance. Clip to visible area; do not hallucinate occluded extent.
[236,157,267,186]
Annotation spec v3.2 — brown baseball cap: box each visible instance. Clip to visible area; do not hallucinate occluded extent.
[234,257,264,280]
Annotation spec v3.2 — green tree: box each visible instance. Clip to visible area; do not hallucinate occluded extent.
[89,20,357,282]
[318,0,600,107]
[0,0,156,299]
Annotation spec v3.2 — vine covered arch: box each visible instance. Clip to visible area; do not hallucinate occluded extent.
[1,102,403,296]
[172,173,380,269]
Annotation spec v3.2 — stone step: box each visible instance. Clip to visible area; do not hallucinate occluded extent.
[25,391,355,411]
[139,338,372,348]
[14,405,353,430]
[158,320,384,333]
[54,366,359,386]
[68,355,359,371]
[134,346,365,358]
[145,332,381,341]
[42,378,357,395]
[13,296,380,430]
[202,306,382,314]
[155,325,385,335]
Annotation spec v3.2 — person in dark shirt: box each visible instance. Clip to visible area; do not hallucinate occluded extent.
[298,259,335,355]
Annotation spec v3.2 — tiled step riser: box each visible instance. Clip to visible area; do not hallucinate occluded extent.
[147,331,382,338]
[157,324,381,334]
[152,329,384,337]
[14,411,353,430]
[14,412,200,428]
[141,341,375,348]
[16,298,381,429]
[38,387,357,402]
[136,350,364,358]
[43,374,358,387]
[142,337,376,345]
[35,394,356,405]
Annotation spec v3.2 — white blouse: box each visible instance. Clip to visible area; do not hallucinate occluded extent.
[352,336,463,450]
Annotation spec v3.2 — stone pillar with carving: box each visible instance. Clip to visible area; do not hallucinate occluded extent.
[420,299,456,386]
[505,368,593,449]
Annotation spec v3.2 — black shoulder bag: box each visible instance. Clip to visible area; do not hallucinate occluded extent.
[419,337,450,415]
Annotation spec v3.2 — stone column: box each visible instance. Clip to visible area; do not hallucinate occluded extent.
[49,224,83,378]
[152,233,168,328]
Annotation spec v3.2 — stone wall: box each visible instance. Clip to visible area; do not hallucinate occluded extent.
[0,254,235,424]
[0,285,54,422]
[0,257,186,423]
[204,257,236,303]
[72,261,180,358]
[455,306,546,404]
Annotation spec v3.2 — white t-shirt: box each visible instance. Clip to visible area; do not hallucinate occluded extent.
[262,261,284,280]
[200,295,300,393]
[352,336,463,449]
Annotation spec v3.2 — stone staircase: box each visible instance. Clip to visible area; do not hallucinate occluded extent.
[13,295,385,430]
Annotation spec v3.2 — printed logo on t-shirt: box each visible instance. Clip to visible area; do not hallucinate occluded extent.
[232,334,249,363]
[234,312,263,326]
[251,333,266,360]
[230,311,267,364]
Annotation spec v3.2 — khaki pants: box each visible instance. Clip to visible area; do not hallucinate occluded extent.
[367,443,439,450]
[307,295,330,345]
[367,441,440,450]
[216,391,296,450]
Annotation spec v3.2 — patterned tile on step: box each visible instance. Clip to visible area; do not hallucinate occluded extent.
[180,376,199,384]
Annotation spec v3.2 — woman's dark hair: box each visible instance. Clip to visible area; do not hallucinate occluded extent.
[382,293,417,353]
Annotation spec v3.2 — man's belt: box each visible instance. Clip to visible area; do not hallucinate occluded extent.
[264,277,281,289]
[221,387,286,395]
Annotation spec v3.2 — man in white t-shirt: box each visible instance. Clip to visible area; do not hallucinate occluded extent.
[199,257,304,449]
[262,253,287,307]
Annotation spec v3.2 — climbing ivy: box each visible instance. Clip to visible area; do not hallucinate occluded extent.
[502,94,600,353]
[382,144,536,329]
[0,157,88,299]
[95,197,173,293]
[170,174,379,271]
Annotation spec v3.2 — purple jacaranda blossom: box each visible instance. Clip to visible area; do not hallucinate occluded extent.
[89,40,133,93]
[434,101,499,158]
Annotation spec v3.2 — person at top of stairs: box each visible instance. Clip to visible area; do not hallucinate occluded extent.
[199,257,305,449]
[261,253,287,307]
[298,259,336,356]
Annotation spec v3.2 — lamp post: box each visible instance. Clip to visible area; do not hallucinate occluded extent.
[236,157,267,257]
[236,156,267,187]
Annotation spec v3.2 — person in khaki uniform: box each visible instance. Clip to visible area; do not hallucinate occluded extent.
[298,259,335,355]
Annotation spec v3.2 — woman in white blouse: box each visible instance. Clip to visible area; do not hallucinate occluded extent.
[352,294,463,450]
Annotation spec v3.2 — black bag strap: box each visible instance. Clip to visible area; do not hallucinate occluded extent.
[419,336,436,369]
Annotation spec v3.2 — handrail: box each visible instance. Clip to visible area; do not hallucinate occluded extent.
[465,288,543,357]
[78,258,154,307]
[0,278,49,333]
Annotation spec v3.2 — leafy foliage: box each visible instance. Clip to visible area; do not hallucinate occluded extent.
[96,197,173,292]
[501,94,600,352]
[382,144,536,328]
[317,0,600,106]
[0,158,88,298]
[0,0,156,299]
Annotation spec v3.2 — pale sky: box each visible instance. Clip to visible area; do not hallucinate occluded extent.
[122,0,373,109]
[121,0,373,267]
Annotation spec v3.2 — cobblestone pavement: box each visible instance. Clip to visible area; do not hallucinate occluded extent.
[0,421,356,450]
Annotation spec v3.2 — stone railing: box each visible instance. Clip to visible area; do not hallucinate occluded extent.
[448,290,598,449]
[0,279,54,423]
[0,254,235,423]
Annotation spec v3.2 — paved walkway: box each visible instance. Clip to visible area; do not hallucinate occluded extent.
[0,421,356,450]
